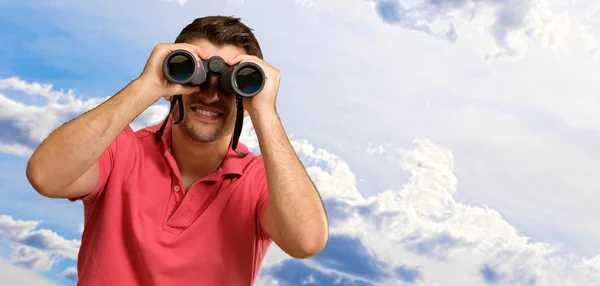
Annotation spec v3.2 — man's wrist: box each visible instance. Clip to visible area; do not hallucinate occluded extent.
[248,107,279,128]
[131,77,165,101]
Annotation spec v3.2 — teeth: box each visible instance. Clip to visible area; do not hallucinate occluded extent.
[194,108,219,117]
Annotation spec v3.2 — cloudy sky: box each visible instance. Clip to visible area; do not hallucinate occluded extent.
[1,0,600,285]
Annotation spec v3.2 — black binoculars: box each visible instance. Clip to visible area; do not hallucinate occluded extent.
[157,49,264,155]
[162,49,265,97]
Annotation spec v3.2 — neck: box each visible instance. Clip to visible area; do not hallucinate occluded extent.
[170,124,230,179]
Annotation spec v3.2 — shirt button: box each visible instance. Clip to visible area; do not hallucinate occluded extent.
[173,185,181,192]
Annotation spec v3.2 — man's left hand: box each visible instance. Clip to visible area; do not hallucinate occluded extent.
[227,55,280,116]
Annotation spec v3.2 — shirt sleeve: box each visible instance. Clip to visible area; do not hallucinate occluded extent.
[68,125,137,203]
[256,159,272,241]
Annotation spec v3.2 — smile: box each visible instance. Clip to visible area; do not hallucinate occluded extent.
[194,108,220,117]
[191,107,224,121]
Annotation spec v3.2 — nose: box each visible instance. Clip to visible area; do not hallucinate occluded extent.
[198,75,222,103]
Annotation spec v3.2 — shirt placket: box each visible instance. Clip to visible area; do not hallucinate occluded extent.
[164,149,185,222]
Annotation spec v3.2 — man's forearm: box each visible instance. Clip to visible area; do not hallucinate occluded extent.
[251,109,328,255]
[26,79,161,194]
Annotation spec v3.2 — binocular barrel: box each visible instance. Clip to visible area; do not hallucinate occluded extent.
[162,49,265,97]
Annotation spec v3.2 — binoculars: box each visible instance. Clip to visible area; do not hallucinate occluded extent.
[157,48,264,155]
[162,49,266,97]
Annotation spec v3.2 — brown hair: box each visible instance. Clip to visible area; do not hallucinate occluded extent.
[175,16,263,59]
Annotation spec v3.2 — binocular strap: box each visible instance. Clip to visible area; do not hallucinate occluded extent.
[155,94,247,159]
[232,95,247,157]
[155,94,183,137]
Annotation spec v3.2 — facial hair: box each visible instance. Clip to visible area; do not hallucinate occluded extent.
[172,95,235,143]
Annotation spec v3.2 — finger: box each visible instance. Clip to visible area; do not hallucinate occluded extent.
[177,84,201,96]
[227,54,256,65]
[227,55,242,65]
[182,43,208,60]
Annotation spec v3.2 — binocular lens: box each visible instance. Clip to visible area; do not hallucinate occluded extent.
[166,54,195,82]
[235,66,264,95]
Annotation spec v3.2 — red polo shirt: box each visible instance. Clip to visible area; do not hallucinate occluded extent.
[69,118,272,285]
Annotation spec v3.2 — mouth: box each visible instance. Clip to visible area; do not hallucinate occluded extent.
[190,105,225,122]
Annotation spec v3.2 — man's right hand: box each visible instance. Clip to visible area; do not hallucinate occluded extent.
[137,43,207,101]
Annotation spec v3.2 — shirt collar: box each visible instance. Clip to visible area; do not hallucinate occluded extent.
[144,116,248,177]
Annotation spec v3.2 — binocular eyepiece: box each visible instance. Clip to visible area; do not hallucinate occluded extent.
[162,49,265,97]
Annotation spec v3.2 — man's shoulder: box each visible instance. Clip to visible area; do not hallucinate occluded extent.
[129,124,165,146]
[243,152,264,170]
[133,124,159,137]
[133,128,155,140]
[113,124,160,141]
[234,143,266,176]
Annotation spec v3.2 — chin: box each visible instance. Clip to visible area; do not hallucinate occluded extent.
[180,124,220,143]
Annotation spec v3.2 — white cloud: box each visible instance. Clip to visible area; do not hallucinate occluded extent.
[59,266,78,282]
[0,214,80,281]
[0,77,105,156]
[260,243,292,269]
[3,0,600,284]
[254,274,281,286]
[130,103,170,131]
[0,142,32,156]
[301,274,317,284]
[249,0,600,257]
[0,215,80,265]
[0,258,57,286]
[0,74,599,285]
[363,0,600,61]
[162,0,188,6]
[9,245,56,271]
[256,135,600,285]
[0,76,172,157]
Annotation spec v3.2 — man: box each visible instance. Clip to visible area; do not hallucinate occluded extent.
[25,16,329,285]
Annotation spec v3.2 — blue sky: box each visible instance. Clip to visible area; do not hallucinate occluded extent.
[2,0,600,285]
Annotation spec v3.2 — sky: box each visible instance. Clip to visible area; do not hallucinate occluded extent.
[1,0,600,285]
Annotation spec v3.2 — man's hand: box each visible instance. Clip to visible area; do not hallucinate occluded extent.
[227,55,281,116]
[137,43,208,101]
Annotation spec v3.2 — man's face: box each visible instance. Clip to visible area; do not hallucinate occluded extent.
[171,39,247,143]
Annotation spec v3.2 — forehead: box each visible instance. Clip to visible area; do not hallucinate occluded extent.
[187,38,247,62]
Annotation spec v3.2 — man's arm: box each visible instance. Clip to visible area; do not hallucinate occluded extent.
[26,43,206,199]
[226,53,329,259]
[26,79,161,198]
[251,109,329,259]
